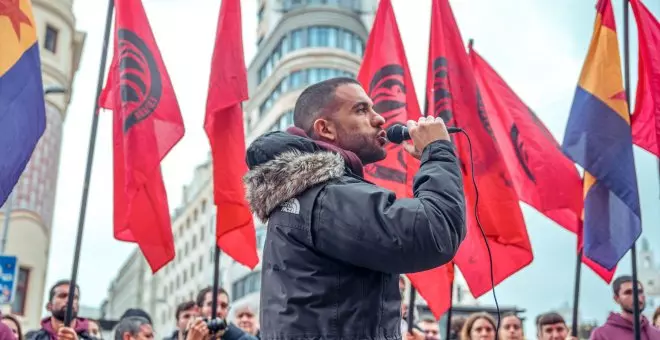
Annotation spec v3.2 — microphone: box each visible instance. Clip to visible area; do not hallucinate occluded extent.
[385,123,462,144]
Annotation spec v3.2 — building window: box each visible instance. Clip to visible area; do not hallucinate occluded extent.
[44,25,58,53]
[198,255,203,272]
[256,228,267,250]
[194,209,198,222]
[192,235,197,248]
[232,271,261,301]
[200,227,205,242]
[257,26,364,84]
[259,68,355,118]
[201,200,207,214]
[190,263,195,278]
[11,267,29,315]
[183,270,188,283]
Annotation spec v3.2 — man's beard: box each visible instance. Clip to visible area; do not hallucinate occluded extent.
[52,308,76,322]
[335,126,385,165]
[623,303,645,314]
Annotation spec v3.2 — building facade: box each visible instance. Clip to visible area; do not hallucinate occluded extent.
[0,0,85,329]
[244,0,377,142]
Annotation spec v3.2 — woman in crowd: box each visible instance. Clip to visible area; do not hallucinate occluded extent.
[461,312,496,340]
[498,313,524,340]
[1,314,23,340]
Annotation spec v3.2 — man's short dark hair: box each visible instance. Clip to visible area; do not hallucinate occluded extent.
[48,280,80,302]
[121,308,153,325]
[196,286,229,307]
[536,312,565,329]
[175,301,196,320]
[293,77,360,137]
[114,316,150,340]
[613,275,634,295]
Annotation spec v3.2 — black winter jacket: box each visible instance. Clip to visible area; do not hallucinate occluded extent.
[243,131,466,340]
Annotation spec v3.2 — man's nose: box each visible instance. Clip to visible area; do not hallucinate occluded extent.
[372,112,386,126]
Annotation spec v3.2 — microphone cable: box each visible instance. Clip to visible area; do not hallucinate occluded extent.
[453,128,500,335]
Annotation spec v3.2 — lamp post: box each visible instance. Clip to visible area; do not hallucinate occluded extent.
[0,85,68,253]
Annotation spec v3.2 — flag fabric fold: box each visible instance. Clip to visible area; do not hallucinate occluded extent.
[468,48,614,283]
[562,0,641,271]
[357,0,452,318]
[630,0,660,158]
[0,0,45,206]
[426,0,533,299]
[99,0,184,272]
[204,0,258,269]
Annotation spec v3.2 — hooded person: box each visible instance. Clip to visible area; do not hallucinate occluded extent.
[590,275,660,340]
[243,77,466,340]
[26,280,92,340]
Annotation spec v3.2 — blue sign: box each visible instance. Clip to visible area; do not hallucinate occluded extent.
[0,255,18,304]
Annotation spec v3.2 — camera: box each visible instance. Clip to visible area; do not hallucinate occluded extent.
[182,318,227,339]
[205,318,227,334]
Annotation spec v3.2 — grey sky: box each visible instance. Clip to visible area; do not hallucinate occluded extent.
[44,0,660,335]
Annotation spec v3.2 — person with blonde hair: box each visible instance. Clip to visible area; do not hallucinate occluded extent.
[461,313,496,340]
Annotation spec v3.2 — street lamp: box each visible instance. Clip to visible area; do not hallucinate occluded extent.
[0,85,69,253]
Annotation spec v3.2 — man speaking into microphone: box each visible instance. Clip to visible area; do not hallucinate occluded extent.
[243,77,466,340]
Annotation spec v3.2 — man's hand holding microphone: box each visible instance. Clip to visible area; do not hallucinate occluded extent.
[400,116,452,160]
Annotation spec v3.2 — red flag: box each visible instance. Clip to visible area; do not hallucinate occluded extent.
[204,0,258,268]
[357,0,451,318]
[468,48,614,283]
[99,0,184,272]
[630,0,660,158]
[426,0,533,298]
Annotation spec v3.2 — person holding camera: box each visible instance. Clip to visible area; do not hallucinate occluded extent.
[182,287,256,340]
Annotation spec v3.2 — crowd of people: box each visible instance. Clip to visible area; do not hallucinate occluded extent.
[0,273,655,340]
[400,275,660,340]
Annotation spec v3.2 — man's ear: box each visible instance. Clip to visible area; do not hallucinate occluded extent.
[312,118,337,141]
[122,333,132,340]
[46,301,52,312]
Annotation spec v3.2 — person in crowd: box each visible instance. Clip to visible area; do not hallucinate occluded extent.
[2,315,23,340]
[653,306,660,328]
[187,286,256,340]
[121,310,153,325]
[243,77,465,340]
[0,321,17,340]
[231,302,259,338]
[27,280,93,340]
[449,316,467,340]
[114,317,152,340]
[460,312,495,340]
[499,313,523,340]
[536,312,579,340]
[590,275,660,339]
[87,320,101,340]
[164,301,197,340]
[416,317,440,340]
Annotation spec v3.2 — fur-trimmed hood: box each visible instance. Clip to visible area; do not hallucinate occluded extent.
[243,131,347,222]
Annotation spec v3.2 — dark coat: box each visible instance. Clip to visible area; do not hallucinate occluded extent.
[243,131,466,340]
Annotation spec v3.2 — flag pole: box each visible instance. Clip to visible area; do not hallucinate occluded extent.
[63,0,114,327]
[211,242,221,320]
[406,286,416,334]
[570,249,582,337]
[444,274,454,340]
[622,0,642,339]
